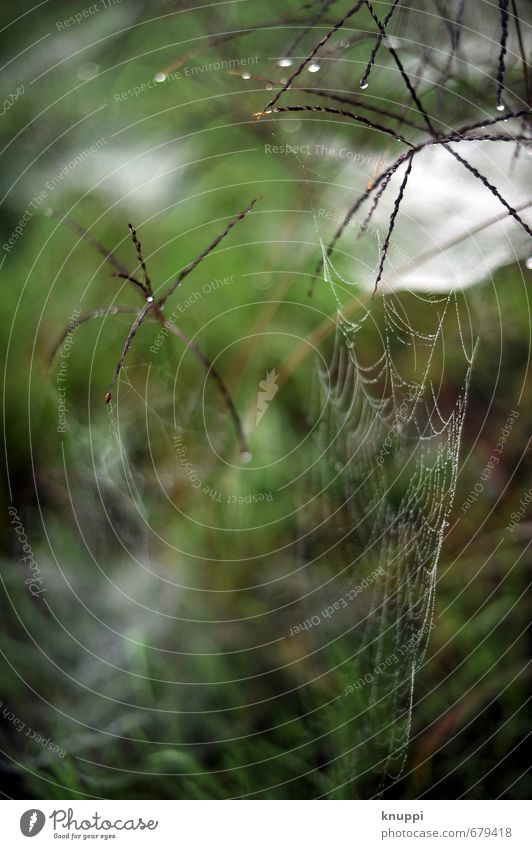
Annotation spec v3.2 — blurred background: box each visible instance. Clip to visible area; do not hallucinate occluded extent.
[0,0,531,799]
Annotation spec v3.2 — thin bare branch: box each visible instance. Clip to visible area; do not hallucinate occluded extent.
[443,143,532,238]
[372,154,414,296]
[257,0,365,118]
[359,0,402,89]
[255,104,413,147]
[112,271,150,297]
[48,306,138,366]
[47,209,132,280]
[365,0,436,135]
[158,197,261,307]
[128,223,152,295]
[105,302,153,404]
[496,0,510,110]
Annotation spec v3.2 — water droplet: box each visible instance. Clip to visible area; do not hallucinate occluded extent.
[277,58,293,68]
[526,257,532,270]
[360,79,369,90]
[265,83,273,91]
[308,63,320,73]
[154,72,167,83]
[241,72,251,80]
[147,295,154,303]
[496,103,505,112]
[240,451,252,463]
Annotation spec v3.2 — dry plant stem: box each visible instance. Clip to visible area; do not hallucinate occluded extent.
[158,197,260,307]
[359,0,402,88]
[128,224,153,295]
[105,302,152,403]
[257,104,414,147]
[301,88,427,131]
[48,209,132,281]
[159,16,338,75]
[311,119,531,293]
[48,306,138,366]
[443,144,532,237]
[258,0,365,118]
[372,155,413,295]
[496,0,510,109]
[105,199,260,401]
[112,271,149,296]
[231,69,427,130]
[358,169,394,237]
[395,200,532,277]
[163,320,249,456]
[364,0,436,135]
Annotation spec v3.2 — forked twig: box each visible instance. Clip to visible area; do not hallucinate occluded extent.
[254,104,413,147]
[51,202,259,454]
[47,209,131,280]
[359,0,402,89]
[159,197,261,307]
[257,0,365,118]
[105,302,153,404]
[48,306,138,366]
[128,223,153,295]
[372,154,413,295]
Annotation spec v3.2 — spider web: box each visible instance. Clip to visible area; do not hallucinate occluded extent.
[304,249,474,792]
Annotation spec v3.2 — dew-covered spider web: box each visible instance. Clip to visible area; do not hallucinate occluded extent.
[301,250,474,793]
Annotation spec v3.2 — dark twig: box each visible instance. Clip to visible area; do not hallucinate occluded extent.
[442,144,532,237]
[233,69,428,130]
[257,0,365,118]
[372,155,413,295]
[128,223,153,295]
[112,271,150,297]
[47,209,133,282]
[496,0,510,111]
[105,302,153,404]
[256,104,414,147]
[359,0,402,90]
[358,169,395,238]
[299,87,427,131]
[365,0,436,135]
[311,118,531,294]
[48,306,138,366]
[104,199,260,402]
[159,197,260,307]
[310,149,412,294]
[52,204,260,453]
